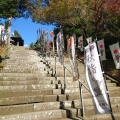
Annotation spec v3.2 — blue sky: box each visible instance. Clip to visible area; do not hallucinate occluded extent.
[0,17,55,46]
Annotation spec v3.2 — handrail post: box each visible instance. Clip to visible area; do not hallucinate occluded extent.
[79,80,85,119]
[64,66,66,92]
[54,55,56,76]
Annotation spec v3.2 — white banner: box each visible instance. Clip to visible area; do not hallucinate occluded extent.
[60,30,64,49]
[86,36,92,44]
[78,36,84,51]
[0,25,5,41]
[67,37,79,81]
[97,39,106,61]
[84,42,110,114]
[56,32,64,65]
[50,30,55,55]
[109,42,120,69]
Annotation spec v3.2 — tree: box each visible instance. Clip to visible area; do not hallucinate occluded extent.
[0,0,33,18]
[30,0,120,39]
[13,30,22,38]
[0,0,41,44]
[30,42,35,49]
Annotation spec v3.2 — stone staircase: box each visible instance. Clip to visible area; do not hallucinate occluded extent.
[0,46,120,120]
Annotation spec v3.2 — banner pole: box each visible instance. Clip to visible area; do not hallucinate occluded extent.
[95,39,115,120]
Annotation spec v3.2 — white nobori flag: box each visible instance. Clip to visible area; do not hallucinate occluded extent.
[78,36,84,51]
[56,32,64,65]
[86,36,92,44]
[84,42,110,114]
[109,42,120,69]
[97,39,106,61]
[67,37,79,81]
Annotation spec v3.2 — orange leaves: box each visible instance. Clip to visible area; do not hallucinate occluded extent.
[104,0,120,15]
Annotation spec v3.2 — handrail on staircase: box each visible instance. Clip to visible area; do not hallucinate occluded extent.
[62,63,90,92]
[54,56,90,118]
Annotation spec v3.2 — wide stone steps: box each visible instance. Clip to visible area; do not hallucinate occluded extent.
[83,113,120,120]
[0,72,48,77]
[0,46,120,120]
[0,80,54,85]
[0,100,85,115]
[0,76,55,81]
[0,89,57,97]
[0,109,70,120]
[0,84,57,90]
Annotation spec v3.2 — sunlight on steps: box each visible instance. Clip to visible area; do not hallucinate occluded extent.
[0,46,120,120]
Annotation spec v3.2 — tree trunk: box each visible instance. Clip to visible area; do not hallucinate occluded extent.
[6,17,12,45]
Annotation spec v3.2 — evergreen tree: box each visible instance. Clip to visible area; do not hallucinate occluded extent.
[14,30,21,38]
[30,42,35,49]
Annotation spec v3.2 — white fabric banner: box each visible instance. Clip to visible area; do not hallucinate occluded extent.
[67,37,79,81]
[56,32,64,65]
[61,30,64,49]
[0,25,5,41]
[46,40,50,51]
[50,30,55,55]
[86,36,92,44]
[97,39,106,61]
[78,36,84,51]
[109,42,120,69]
[84,42,110,114]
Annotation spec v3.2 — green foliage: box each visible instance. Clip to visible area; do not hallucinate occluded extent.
[14,30,22,38]
[30,42,35,49]
[0,0,39,19]
[0,0,19,18]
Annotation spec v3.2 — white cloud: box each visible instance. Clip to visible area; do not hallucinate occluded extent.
[24,44,29,47]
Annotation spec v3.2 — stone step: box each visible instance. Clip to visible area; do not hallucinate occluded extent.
[0,109,68,120]
[64,105,120,119]
[0,102,61,115]
[3,65,46,69]
[0,76,56,81]
[0,94,62,105]
[3,64,45,67]
[0,84,57,90]
[65,88,90,94]
[72,97,120,107]
[58,79,111,84]
[0,72,48,77]
[0,89,61,98]
[5,59,42,62]
[0,95,44,105]
[84,113,120,120]
[1,70,46,73]
[83,104,120,116]
[0,80,55,85]
[4,62,45,66]
[57,77,75,83]
[1,70,47,73]
[2,97,119,119]
[65,90,120,101]
[64,86,120,95]
[61,83,117,89]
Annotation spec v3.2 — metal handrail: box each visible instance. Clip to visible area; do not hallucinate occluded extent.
[62,63,90,92]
